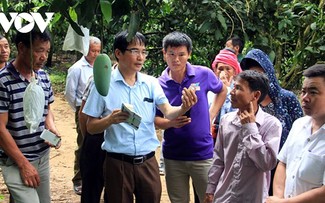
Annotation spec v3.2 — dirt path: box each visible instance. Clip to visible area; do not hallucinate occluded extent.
[0,94,194,202]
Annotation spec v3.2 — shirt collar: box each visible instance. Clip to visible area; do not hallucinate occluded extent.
[7,62,20,79]
[112,67,145,85]
[255,106,265,126]
[80,56,92,67]
[161,62,196,83]
[302,116,325,139]
[7,61,40,81]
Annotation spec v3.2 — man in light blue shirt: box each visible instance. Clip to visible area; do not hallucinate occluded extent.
[82,30,197,203]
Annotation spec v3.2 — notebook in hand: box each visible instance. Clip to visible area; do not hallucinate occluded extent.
[121,103,142,130]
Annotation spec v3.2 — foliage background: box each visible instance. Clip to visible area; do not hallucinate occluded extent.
[0,0,324,91]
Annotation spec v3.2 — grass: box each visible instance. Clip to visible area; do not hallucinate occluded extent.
[47,53,76,94]
[47,68,67,94]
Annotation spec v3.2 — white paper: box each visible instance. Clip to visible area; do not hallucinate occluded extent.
[121,103,142,130]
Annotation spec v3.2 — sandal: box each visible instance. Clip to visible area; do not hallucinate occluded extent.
[73,182,82,195]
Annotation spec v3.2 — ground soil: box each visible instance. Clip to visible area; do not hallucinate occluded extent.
[0,93,194,202]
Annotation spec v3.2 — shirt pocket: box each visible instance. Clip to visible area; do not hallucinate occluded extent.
[297,152,325,185]
[139,100,155,123]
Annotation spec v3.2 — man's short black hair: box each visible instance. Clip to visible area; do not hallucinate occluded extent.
[162,31,192,53]
[113,30,146,53]
[14,28,51,48]
[303,64,325,80]
[236,70,269,104]
[227,36,244,54]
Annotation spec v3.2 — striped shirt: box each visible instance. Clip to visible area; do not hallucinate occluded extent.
[0,62,54,161]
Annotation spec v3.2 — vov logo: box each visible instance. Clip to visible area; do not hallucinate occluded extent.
[0,12,54,33]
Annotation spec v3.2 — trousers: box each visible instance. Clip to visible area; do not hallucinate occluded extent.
[80,131,107,203]
[104,152,161,203]
[1,150,50,203]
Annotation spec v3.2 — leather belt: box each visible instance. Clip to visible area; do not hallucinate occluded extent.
[106,151,155,165]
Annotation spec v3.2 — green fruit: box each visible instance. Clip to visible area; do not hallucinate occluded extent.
[93,54,112,96]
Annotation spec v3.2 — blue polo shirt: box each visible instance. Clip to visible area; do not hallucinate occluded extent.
[157,62,223,161]
[83,68,169,156]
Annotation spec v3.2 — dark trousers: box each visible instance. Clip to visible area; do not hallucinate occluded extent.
[80,132,107,203]
[104,153,161,203]
[72,106,83,184]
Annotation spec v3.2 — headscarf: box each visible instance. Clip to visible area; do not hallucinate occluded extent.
[212,49,241,75]
[240,49,303,149]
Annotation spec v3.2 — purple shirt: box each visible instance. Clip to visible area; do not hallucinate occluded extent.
[206,107,282,203]
[157,62,223,161]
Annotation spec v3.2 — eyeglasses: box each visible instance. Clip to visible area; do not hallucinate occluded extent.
[125,48,149,57]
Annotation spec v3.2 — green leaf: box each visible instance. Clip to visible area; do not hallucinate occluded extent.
[217,14,227,31]
[127,11,140,42]
[51,13,61,25]
[1,0,8,12]
[48,0,83,36]
[210,12,216,19]
[198,21,212,33]
[310,22,316,30]
[214,29,223,40]
[76,0,97,28]
[293,2,302,8]
[284,9,293,15]
[278,20,285,30]
[268,50,276,63]
[305,46,314,53]
[318,46,325,51]
[100,0,112,23]
[69,8,78,22]
[257,36,269,46]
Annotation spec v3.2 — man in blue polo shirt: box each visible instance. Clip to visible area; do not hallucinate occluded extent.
[155,31,227,203]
